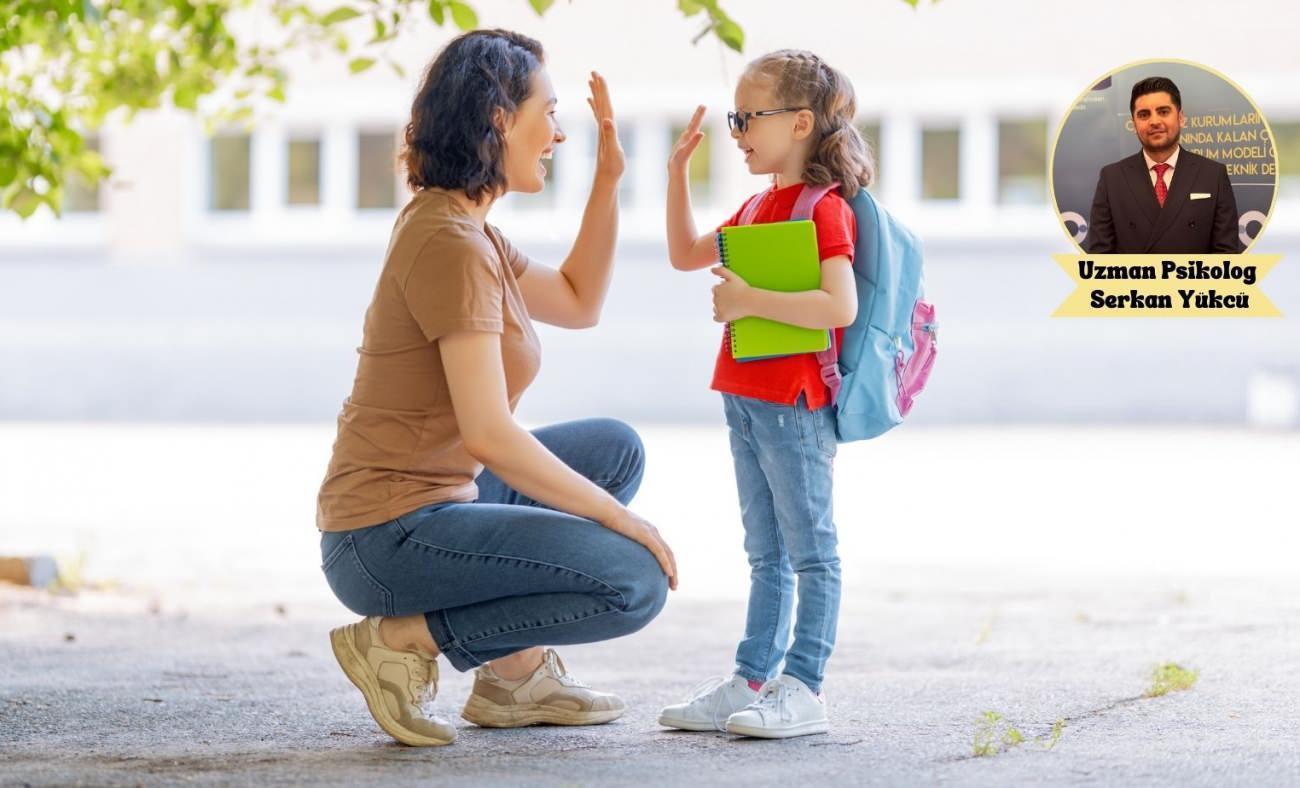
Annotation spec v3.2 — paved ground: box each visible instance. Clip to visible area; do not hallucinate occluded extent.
[3,567,1299,786]
[2,423,1298,785]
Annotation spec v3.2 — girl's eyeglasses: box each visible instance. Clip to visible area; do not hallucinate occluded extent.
[726,107,808,134]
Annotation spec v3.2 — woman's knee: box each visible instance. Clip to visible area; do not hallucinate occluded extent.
[603,417,644,470]
[610,543,668,632]
[586,417,645,504]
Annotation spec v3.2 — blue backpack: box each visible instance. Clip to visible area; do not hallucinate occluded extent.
[736,181,937,441]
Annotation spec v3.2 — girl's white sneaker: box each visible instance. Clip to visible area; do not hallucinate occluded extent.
[724,674,829,739]
[658,673,760,732]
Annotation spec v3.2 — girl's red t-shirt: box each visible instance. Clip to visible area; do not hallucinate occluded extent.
[711,182,857,410]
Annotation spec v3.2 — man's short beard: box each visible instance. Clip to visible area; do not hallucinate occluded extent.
[1143,126,1180,155]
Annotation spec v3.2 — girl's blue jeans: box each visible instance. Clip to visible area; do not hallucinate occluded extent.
[319,418,669,672]
[723,392,841,694]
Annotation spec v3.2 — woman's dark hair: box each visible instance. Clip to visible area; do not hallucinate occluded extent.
[1130,76,1182,115]
[402,29,545,202]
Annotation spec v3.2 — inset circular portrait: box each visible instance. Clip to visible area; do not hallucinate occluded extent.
[1050,59,1277,255]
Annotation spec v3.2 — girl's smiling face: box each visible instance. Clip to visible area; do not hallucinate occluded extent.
[731,74,814,176]
[499,66,567,194]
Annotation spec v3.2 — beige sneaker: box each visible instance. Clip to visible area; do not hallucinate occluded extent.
[460,648,625,728]
[329,617,456,746]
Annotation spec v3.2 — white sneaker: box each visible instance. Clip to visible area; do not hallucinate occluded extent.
[725,674,829,739]
[658,673,760,732]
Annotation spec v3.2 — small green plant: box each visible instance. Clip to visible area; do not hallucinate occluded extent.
[972,711,1065,757]
[1145,662,1199,697]
[1043,718,1064,750]
[972,711,1003,757]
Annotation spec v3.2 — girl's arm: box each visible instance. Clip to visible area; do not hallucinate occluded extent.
[438,330,678,590]
[711,255,857,330]
[517,72,624,329]
[666,105,720,272]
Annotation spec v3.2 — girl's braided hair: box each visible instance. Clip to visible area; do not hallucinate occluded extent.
[744,49,875,199]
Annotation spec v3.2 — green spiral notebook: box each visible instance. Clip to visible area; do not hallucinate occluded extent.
[716,220,831,361]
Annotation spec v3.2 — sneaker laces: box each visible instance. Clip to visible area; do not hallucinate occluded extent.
[683,674,737,732]
[544,649,589,688]
[750,679,795,723]
[409,656,439,715]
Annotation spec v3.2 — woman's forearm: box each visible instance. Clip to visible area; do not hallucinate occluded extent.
[555,174,620,321]
[471,422,624,526]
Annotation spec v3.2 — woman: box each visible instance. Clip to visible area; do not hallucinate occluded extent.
[316,28,676,747]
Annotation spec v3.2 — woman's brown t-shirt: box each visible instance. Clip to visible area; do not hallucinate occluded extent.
[316,188,541,532]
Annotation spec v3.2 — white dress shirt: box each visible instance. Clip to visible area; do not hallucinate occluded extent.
[1143,145,1180,191]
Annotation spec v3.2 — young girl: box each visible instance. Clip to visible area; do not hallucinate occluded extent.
[659,49,873,739]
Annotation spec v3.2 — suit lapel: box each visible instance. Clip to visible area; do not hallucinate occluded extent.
[1121,153,1160,230]
[1145,148,1198,252]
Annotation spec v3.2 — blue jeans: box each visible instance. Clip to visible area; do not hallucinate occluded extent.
[724,392,841,694]
[319,418,669,672]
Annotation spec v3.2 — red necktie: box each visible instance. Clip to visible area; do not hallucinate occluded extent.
[1152,162,1171,207]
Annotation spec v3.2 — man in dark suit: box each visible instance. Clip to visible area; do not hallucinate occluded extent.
[1085,76,1242,254]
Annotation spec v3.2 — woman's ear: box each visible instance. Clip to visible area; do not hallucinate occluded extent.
[792,109,816,141]
[492,105,515,136]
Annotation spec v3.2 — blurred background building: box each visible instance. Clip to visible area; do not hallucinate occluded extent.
[3,0,1298,427]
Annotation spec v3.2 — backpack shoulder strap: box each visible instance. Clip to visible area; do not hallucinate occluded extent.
[791,181,841,222]
[795,180,846,408]
[737,186,774,226]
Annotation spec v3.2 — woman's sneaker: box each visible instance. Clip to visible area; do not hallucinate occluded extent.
[461,648,625,728]
[658,673,760,732]
[329,617,456,746]
[725,674,829,739]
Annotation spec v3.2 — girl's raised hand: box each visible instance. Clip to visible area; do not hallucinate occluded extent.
[587,71,625,182]
[668,104,706,176]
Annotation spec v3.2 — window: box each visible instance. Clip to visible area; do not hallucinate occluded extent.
[287,136,321,206]
[670,120,712,203]
[921,126,960,200]
[856,120,882,193]
[357,130,398,210]
[64,136,101,213]
[997,119,1047,204]
[1274,121,1300,200]
[209,134,251,211]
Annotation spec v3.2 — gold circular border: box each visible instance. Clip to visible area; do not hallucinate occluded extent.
[1047,57,1280,255]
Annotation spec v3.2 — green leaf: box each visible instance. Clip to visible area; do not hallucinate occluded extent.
[528,0,554,14]
[427,0,445,25]
[174,84,199,111]
[9,187,41,219]
[267,84,286,103]
[447,0,477,30]
[321,6,361,25]
[348,57,376,73]
[0,158,16,188]
[714,18,744,51]
[678,0,705,16]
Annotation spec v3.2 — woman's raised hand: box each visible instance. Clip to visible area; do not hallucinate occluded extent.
[668,104,706,176]
[587,71,625,182]
[604,507,678,591]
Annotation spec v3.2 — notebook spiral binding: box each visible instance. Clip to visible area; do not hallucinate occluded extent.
[715,230,738,358]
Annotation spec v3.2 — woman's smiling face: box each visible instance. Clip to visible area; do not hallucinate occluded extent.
[499,67,566,194]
